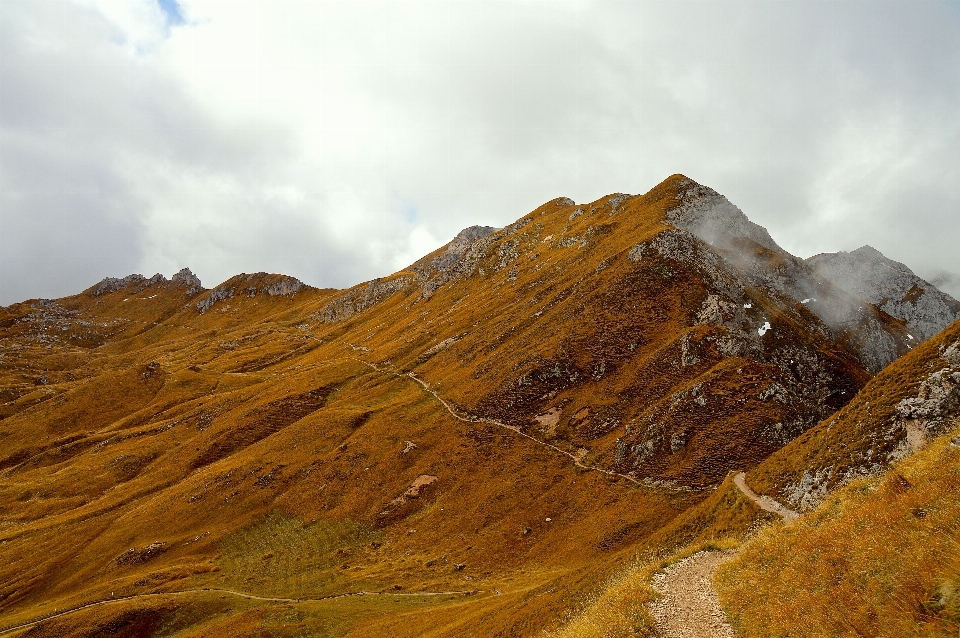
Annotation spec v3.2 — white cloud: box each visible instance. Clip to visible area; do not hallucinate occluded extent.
[2,0,960,304]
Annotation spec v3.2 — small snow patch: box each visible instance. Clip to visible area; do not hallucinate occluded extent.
[758,321,771,336]
[801,298,816,304]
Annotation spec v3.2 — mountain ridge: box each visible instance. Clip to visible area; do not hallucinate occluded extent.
[2,173,959,636]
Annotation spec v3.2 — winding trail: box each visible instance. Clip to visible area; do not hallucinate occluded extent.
[0,587,479,635]
[733,472,799,522]
[346,357,657,489]
[648,475,798,637]
[649,550,738,638]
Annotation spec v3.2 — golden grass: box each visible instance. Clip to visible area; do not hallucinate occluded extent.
[546,537,741,638]
[215,513,383,598]
[717,418,960,637]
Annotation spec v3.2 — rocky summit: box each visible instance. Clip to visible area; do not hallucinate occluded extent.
[808,245,960,342]
[1,175,958,637]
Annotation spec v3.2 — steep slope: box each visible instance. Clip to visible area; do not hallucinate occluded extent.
[808,245,960,342]
[1,174,956,637]
[749,319,960,510]
[716,324,960,636]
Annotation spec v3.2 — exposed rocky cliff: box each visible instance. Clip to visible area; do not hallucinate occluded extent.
[808,246,960,342]
[195,272,307,313]
[664,178,921,373]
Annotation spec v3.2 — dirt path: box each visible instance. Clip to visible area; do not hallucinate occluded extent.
[0,587,479,635]
[733,472,799,522]
[649,550,738,638]
[344,356,663,490]
[647,476,799,637]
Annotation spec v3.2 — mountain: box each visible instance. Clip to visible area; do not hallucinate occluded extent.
[808,245,960,343]
[665,181,935,373]
[314,175,878,487]
[1,174,958,637]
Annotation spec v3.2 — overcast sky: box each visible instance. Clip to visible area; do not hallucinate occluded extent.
[2,0,960,305]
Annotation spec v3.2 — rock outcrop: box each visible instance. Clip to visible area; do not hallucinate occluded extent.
[195,273,306,313]
[90,269,205,297]
[91,274,148,296]
[170,267,203,296]
[807,246,960,342]
[896,339,960,448]
[667,180,783,253]
[319,275,413,322]
[412,225,499,299]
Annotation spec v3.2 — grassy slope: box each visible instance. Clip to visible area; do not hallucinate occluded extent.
[715,319,960,636]
[0,275,699,636]
[539,473,777,638]
[749,319,960,502]
[0,175,877,636]
[717,415,960,637]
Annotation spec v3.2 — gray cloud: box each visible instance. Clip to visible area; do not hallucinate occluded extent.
[2,0,959,305]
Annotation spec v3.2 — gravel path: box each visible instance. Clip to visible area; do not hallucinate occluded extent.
[649,550,738,638]
[346,356,665,489]
[733,472,799,522]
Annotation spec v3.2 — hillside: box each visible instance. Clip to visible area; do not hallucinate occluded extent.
[717,320,960,636]
[1,174,958,636]
[748,319,960,509]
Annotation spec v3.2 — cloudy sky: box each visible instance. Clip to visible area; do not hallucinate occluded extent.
[2,0,960,305]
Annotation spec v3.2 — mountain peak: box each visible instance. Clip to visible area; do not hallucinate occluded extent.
[851,244,884,258]
[846,245,915,276]
[664,178,783,254]
[171,267,203,295]
[808,247,960,341]
[447,225,498,255]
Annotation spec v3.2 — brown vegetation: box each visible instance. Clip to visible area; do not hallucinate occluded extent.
[1,175,949,635]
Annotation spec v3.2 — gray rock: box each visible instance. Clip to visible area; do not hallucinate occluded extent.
[261,276,303,297]
[171,268,203,295]
[92,274,146,295]
[807,246,960,342]
[411,225,499,300]
[666,180,783,253]
[897,368,960,423]
[941,340,960,367]
[138,273,167,290]
[320,276,413,322]
[196,286,234,314]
